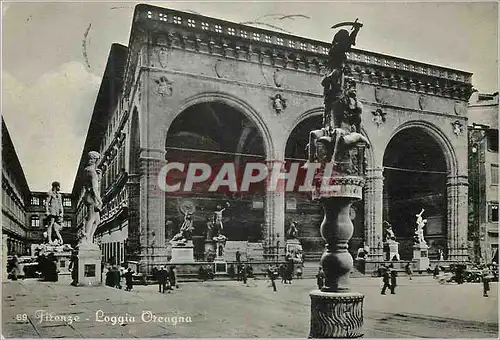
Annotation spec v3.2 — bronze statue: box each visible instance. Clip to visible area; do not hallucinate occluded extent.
[80,151,102,246]
[45,181,64,245]
[304,20,368,173]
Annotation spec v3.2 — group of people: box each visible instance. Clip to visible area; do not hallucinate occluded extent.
[153,266,178,293]
[104,266,134,291]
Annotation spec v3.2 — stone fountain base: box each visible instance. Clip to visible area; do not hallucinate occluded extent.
[309,291,364,338]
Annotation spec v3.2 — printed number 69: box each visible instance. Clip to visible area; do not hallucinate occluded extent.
[16,313,28,321]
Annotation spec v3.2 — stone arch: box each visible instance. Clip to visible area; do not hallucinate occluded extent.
[382,120,456,260]
[384,120,458,175]
[169,92,275,160]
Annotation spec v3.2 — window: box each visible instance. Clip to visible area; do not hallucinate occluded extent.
[286,198,297,211]
[276,37,283,46]
[492,165,499,185]
[31,216,40,227]
[31,197,39,206]
[487,129,498,152]
[489,203,499,222]
[64,218,72,228]
[63,197,72,207]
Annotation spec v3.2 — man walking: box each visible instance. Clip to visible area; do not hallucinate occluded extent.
[158,266,167,293]
[124,268,133,292]
[389,265,398,295]
[405,262,413,280]
[381,266,391,295]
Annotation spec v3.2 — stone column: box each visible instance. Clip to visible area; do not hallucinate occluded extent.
[139,148,168,273]
[264,157,285,260]
[364,168,384,261]
[446,175,468,261]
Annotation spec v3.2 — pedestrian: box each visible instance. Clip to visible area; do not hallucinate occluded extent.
[242,264,248,284]
[268,265,277,292]
[169,266,178,288]
[482,266,493,297]
[405,262,413,280]
[316,267,325,290]
[158,266,166,293]
[236,250,241,264]
[381,266,391,295]
[69,251,78,286]
[389,265,398,295]
[124,268,133,291]
[113,266,121,289]
[9,254,20,281]
[433,265,440,279]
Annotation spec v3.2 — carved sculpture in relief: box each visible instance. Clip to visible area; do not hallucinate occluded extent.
[452,120,464,136]
[271,94,286,114]
[155,76,173,96]
[372,108,387,126]
[418,94,428,110]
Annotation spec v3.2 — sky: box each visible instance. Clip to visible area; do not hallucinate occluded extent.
[2,0,498,192]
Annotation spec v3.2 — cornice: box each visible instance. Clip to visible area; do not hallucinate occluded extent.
[124,4,473,101]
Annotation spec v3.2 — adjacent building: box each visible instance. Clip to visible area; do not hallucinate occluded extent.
[468,92,499,263]
[2,118,77,268]
[2,118,31,257]
[72,4,473,273]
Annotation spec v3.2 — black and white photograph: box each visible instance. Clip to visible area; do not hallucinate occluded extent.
[2,0,498,338]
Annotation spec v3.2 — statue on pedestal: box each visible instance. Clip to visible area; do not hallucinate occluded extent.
[212,202,230,237]
[414,209,427,245]
[383,221,396,243]
[171,211,194,246]
[79,151,103,246]
[287,221,299,239]
[307,20,367,339]
[45,181,64,245]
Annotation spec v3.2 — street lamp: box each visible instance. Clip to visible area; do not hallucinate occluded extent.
[276,233,280,265]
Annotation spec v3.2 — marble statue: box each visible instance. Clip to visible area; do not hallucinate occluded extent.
[171,211,194,245]
[287,221,299,239]
[414,209,427,245]
[80,151,102,246]
[383,221,396,243]
[212,202,230,236]
[45,181,64,245]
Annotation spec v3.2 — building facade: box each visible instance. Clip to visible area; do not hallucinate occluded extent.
[73,4,473,272]
[468,92,499,264]
[2,119,31,257]
[27,191,77,248]
[2,118,77,271]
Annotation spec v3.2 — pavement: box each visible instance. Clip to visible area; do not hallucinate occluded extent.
[2,275,498,338]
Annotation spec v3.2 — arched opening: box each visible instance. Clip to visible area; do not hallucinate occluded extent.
[284,114,365,259]
[165,102,266,259]
[383,127,448,260]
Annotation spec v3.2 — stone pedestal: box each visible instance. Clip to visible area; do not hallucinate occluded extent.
[384,240,400,261]
[286,239,303,263]
[77,244,102,286]
[171,242,195,263]
[309,291,364,338]
[309,175,365,338]
[413,243,430,271]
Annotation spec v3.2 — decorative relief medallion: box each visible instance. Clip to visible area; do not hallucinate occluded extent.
[271,94,287,114]
[155,76,173,97]
[214,59,223,78]
[273,68,283,87]
[372,108,387,126]
[418,95,428,110]
[451,120,464,136]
